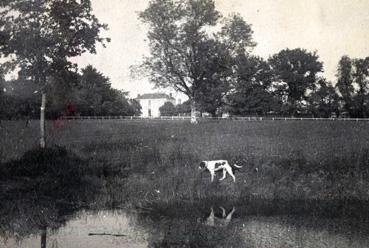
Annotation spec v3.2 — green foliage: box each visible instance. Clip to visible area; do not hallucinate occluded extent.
[72,65,140,116]
[0,0,110,138]
[193,41,233,116]
[336,56,354,110]
[0,65,141,118]
[228,55,279,115]
[138,0,255,116]
[159,101,177,116]
[0,0,109,86]
[129,99,142,116]
[336,56,369,118]
[0,78,40,119]
[308,78,340,117]
[175,100,191,115]
[0,146,82,179]
[269,48,323,115]
[72,65,111,115]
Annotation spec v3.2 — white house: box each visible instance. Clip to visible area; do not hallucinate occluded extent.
[136,93,176,117]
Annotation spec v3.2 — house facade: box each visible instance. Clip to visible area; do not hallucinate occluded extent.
[136,93,176,117]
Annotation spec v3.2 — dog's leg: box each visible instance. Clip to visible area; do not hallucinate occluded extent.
[225,207,236,223]
[210,172,215,182]
[205,207,215,226]
[225,166,236,182]
[219,169,227,181]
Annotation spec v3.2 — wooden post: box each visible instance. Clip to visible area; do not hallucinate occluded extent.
[40,93,46,148]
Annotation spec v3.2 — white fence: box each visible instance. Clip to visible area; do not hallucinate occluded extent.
[59,115,369,122]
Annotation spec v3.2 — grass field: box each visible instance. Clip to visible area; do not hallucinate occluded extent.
[1,119,369,206]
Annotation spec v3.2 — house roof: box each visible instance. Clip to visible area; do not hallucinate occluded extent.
[136,93,175,100]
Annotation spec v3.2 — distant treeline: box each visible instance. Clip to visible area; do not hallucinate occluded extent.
[158,54,369,118]
[0,65,141,120]
[1,55,369,119]
[0,0,368,121]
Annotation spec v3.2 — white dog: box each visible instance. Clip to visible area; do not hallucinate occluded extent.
[199,160,243,182]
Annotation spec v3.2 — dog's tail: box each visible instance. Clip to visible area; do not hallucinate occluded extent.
[232,164,243,170]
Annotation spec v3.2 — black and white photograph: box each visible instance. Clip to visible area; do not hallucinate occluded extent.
[1,0,369,247]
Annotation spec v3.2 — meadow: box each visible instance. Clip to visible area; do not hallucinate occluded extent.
[1,119,369,207]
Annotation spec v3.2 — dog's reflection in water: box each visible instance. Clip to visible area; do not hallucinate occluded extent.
[203,207,236,227]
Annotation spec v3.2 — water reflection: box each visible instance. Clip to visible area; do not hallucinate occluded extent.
[144,206,246,248]
[202,206,236,227]
[1,202,369,248]
[1,172,369,248]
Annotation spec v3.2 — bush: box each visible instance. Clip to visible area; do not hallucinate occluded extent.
[0,146,85,179]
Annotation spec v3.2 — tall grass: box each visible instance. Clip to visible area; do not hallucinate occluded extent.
[1,119,369,206]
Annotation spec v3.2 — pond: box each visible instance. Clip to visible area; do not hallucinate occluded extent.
[1,199,369,248]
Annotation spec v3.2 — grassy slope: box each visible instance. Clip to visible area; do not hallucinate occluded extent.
[1,119,369,204]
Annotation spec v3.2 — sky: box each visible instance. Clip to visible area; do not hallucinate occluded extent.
[76,0,369,100]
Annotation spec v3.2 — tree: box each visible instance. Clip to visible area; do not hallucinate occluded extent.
[227,55,278,115]
[73,65,139,116]
[138,0,255,123]
[128,99,142,116]
[175,100,191,115]
[351,58,369,117]
[159,101,176,116]
[307,78,340,117]
[73,65,112,115]
[0,0,109,147]
[0,68,5,119]
[100,89,142,116]
[269,48,323,116]
[336,56,369,117]
[47,70,79,118]
[1,78,40,120]
[336,55,354,116]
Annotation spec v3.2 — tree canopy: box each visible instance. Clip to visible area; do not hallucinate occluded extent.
[308,78,339,118]
[138,0,255,122]
[336,55,369,117]
[269,48,323,115]
[0,0,109,89]
[159,101,176,116]
[228,55,277,115]
[0,65,141,119]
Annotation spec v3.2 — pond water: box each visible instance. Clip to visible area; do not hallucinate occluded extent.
[2,201,369,248]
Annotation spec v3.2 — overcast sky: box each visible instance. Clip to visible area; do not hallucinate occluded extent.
[75,0,369,100]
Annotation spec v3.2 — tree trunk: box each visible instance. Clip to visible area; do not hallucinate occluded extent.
[40,93,46,148]
[40,226,47,248]
[190,99,198,124]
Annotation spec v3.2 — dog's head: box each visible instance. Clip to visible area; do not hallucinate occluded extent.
[199,161,206,170]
